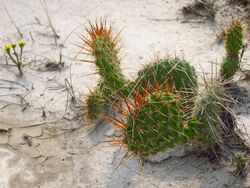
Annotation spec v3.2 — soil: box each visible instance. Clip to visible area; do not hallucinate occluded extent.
[0,0,250,187]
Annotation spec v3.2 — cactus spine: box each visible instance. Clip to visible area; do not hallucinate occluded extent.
[135,58,198,107]
[80,19,130,119]
[123,59,199,157]
[193,80,229,147]
[80,19,128,96]
[124,91,198,157]
[106,69,199,159]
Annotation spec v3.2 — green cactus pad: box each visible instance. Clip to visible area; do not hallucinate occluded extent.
[93,35,120,65]
[86,88,105,120]
[124,92,198,157]
[135,58,198,99]
[220,21,243,78]
[194,82,227,147]
[225,22,243,56]
[220,56,239,78]
[92,35,126,96]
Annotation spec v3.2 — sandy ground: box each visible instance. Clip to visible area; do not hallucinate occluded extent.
[0,0,250,187]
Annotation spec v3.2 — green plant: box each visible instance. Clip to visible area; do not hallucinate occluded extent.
[79,19,134,120]
[220,21,243,78]
[193,79,230,148]
[135,58,198,105]
[86,87,105,120]
[234,154,247,174]
[104,83,198,159]
[79,19,128,97]
[126,93,198,158]
[4,41,26,75]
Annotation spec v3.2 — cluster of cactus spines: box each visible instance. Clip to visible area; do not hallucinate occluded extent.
[193,79,230,147]
[4,41,26,75]
[125,93,198,157]
[104,83,198,158]
[79,19,128,97]
[135,58,198,107]
[80,19,131,119]
[220,20,243,78]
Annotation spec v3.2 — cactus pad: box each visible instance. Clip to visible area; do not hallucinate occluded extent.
[135,58,198,100]
[220,20,243,78]
[123,91,198,157]
[193,80,228,147]
[86,88,105,120]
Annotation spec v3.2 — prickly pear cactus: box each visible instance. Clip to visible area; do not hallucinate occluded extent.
[225,21,243,56]
[221,56,240,79]
[220,20,243,78]
[124,91,198,157]
[80,19,127,96]
[94,35,126,95]
[86,87,105,120]
[135,58,198,100]
[193,80,229,147]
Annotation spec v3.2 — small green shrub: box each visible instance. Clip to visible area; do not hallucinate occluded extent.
[234,154,247,174]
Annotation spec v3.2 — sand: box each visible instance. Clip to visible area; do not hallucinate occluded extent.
[0,0,249,187]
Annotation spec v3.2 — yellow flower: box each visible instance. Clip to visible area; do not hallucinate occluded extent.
[11,43,16,48]
[18,41,26,47]
[4,45,11,53]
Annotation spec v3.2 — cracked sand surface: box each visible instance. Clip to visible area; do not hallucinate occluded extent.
[0,0,250,187]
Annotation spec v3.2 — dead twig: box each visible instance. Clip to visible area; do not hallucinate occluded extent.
[29,31,35,42]
[39,0,59,45]
[64,63,77,115]
[182,0,216,20]
[57,23,85,68]
[65,78,76,104]
[2,2,23,38]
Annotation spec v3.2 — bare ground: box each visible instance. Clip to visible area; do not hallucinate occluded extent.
[0,0,250,187]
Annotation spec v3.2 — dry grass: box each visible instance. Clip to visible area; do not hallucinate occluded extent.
[182,0,215,20]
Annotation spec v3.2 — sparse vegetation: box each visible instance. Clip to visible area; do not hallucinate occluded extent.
[182,0,215,20]
[1,1,250,186]
[4,41,26,76]
[79,18,249,164]
[234,153,247,175]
